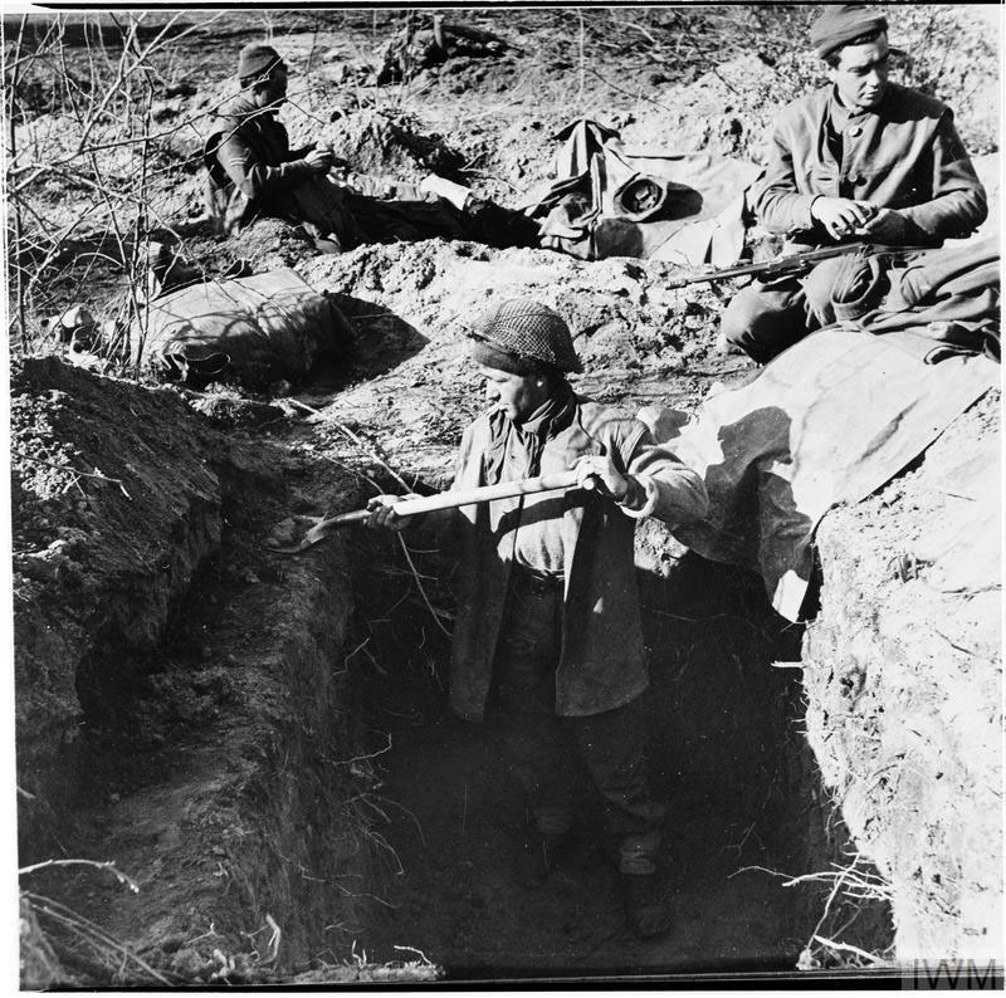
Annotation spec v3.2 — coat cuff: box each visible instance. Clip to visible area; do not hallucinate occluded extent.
[758,192,819,235]
[617,475,659,519]
[283,159,314,181]
[790,193,820,234]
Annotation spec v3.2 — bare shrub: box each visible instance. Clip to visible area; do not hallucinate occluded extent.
[4,12,228,360]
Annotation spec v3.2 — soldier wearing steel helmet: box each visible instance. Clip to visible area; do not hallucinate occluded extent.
[367,298,709,938]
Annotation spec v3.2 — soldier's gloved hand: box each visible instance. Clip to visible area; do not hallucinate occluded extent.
[810,196,876,240]
[303,147,335,173]
[855,206,906,243]
[365,494,417,532]
[574,455,629,502]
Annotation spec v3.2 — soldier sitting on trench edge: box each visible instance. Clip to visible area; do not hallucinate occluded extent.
[719,3,987,364]
[203,44,539,254]
[365,298,709,939]
[203,44,339,244]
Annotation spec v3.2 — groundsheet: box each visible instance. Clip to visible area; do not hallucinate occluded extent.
[641,329,998,620]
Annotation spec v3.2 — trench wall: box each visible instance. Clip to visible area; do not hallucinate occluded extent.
[638,519,894,959]
[801,391,1002,961]
[19,350,971,978]
[12,357,224,848]
[13,358,382,983]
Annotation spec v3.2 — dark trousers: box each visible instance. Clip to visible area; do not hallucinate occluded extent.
[486,569,665,874]
[719,255,849,363]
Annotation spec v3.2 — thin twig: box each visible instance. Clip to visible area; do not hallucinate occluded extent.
[397,535,451,637]
[15,455,132,498]
[25,892,172,984]
[806,856,852,953]
[585,66,675,114]
[19,858,139,894]
[812,935,889,967]
[668,8,740,96]
[264,914,281,965]
[393,944,433,966]
[333,420,412,493]
[336,732,393,767]
[9,14,29,346]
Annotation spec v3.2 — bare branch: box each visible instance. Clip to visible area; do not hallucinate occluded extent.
[19,857,140,893]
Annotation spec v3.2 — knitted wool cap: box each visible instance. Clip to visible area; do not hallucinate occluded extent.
[810,4,888,58]
[469,298,582,374]
[237,43,284,80]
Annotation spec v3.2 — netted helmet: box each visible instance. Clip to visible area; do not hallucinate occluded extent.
[468,298,582,374]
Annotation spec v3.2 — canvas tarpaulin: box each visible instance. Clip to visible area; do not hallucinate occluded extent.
[639,328,998,621]
[524,118,761,265]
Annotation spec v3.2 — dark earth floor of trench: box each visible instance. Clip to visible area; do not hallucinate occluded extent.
[348,558,821,980]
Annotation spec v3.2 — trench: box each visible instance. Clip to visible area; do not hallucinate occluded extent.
[29,439,894,985]
[339,521,894,978]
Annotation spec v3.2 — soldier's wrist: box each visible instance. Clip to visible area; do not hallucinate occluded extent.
[616,476,645,510]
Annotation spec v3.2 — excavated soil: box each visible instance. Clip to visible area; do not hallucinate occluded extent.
[11,5,1000,987]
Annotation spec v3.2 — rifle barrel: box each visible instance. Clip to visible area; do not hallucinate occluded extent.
[666,241,873,290]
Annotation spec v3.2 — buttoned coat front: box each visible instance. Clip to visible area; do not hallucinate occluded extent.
[446,397,708,722]
[755,83,987,246]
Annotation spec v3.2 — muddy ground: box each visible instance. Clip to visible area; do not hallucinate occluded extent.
[10,5,1001,987]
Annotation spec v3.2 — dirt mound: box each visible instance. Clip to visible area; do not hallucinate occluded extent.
[301,238,723,373]
[479,113,571,199]
[295,238,736,484]
[802,389,1001,961]
[622,54,785,162]
[621,5,1000,164]
[222,217,319,272]
[326,108,467,185]
[370,18,514,87]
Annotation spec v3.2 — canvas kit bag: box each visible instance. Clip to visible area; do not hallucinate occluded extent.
[130,268,354,386]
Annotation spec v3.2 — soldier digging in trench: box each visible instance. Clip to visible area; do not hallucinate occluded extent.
[365,299,709,938]
[718,2,987,364]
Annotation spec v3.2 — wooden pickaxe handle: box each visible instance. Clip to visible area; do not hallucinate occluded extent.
[319,468,581,531]
[268,470,590,553]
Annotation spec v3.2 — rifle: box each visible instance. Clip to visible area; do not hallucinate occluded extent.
[665,241,882,290]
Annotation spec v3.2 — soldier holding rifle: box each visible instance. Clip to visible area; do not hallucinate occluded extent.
[366,299,708,938]
[719,3,987,363]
